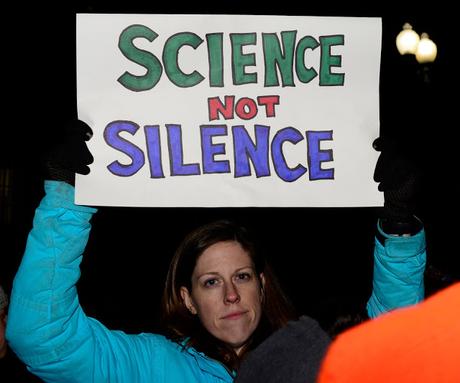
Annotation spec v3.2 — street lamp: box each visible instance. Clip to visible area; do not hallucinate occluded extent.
[396,23,438,64]
[396,23,420,55]
[415,33,437,63]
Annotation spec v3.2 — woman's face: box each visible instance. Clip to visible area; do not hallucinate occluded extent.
[181,241,264,354]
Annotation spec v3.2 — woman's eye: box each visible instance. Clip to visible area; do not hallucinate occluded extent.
[236,272,251,281]
[204,278,218,287]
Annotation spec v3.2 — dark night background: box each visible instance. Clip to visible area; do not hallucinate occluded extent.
[1,2,458,335]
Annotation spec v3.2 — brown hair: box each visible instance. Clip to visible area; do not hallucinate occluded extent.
[161,220,296,371]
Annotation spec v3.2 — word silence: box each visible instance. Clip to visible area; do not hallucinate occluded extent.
[104,121,334,183]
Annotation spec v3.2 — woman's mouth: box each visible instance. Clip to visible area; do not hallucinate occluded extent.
[222,311,246,320]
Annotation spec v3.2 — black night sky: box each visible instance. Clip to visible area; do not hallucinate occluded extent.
[1,2,458,333]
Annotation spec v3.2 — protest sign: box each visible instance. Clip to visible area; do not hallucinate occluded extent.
[76,14,382,207]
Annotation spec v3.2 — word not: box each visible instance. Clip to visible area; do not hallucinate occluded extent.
[117,25,345,91]
[104,121,334,182]
[208,95,280,121]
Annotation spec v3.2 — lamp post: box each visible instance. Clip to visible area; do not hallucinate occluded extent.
[396,23,420,55]
[396,23,438,84]
[415,33,437,64]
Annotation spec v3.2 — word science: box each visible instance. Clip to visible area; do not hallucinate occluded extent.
[117,25,345,91]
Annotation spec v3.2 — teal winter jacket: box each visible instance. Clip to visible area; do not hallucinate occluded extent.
[6,181,233,382]
[6,181,426,382]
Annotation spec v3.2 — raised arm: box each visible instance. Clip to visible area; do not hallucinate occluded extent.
[6,180,101,380]
[367,137,426,318]
[6,122,164,382]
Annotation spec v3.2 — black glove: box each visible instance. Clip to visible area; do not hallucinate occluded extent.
[46,119,94,186]
[373,136,422,235]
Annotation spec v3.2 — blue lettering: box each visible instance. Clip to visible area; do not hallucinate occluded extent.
[200,125,231,174]
[167,124,201,176]
[271,127,307,182]
[232,125,270,178]
[104,121,145,177]
[144,125,165,178]
[306,130,334,180]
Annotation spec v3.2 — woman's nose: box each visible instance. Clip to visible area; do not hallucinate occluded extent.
[224,282,240,304]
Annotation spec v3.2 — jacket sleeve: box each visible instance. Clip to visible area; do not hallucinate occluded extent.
[5,181,164,383]
[366,219,426,318]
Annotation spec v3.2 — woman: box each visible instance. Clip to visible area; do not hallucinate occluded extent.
[6,178,295,382]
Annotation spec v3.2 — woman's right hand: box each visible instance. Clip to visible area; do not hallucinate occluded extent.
[46,119,94,185]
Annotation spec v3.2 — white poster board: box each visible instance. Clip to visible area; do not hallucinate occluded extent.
[76,14,382,207]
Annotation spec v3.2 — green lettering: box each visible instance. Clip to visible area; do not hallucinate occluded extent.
[263,31,296,87]
[319,35,345,86]
[206,33,224,87]
[231,33,257,85]
[163,32,205,87]
[296,36,319,84]
[117,24,163,92]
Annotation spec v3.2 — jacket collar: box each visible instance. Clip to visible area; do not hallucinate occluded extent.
[181,340,235,381]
